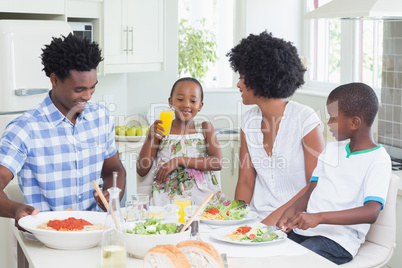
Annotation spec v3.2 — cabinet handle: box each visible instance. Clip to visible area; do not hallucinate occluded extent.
[128,26,134,54]
[123,26,129,54]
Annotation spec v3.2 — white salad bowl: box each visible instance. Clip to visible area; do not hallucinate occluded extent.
[125,221,191,259]
[18,211,106,250]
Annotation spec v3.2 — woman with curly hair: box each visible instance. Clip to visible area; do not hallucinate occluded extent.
[227,31,325,225]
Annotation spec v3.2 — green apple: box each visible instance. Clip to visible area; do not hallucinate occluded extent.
[126,126,138,136]
[136,125,149,136]
[117,125,128,136]
[115,126,121,135]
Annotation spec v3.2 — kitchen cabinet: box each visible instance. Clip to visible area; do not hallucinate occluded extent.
[220,138,240,201]
[103,0,164,74]
[66,0,103,19]
[0,0,65,15]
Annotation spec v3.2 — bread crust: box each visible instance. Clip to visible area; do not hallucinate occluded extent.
[145,245,191,268]
[176,240,224,268]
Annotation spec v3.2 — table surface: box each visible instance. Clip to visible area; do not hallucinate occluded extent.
[10,218,339,268]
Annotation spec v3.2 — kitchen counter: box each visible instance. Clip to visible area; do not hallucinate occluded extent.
[115,133,240,153]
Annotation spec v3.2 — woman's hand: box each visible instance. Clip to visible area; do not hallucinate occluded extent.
[147,120,165,141]
[156,158,180,183]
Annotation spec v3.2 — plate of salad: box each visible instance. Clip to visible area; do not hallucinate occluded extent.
[199,200,258,225]
[210,224,286,245]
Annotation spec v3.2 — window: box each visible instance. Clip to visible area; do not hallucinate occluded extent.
[178,0,243,89]
[304,0,383,92]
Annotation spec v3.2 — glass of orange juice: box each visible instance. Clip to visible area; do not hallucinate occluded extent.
[174,195,191,223]
[158,107,175,136]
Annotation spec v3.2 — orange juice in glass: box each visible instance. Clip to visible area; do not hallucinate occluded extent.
[174,195,191,223]
[158,108,175,136]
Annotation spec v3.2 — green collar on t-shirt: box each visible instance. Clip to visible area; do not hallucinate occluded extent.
[345,142,382,158]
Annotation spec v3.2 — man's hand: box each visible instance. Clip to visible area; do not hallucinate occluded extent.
[93,189,110,212]
[14,205,39,231]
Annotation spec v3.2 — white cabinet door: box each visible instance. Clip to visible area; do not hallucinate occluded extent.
[220,140,240,201]
[0,0,65,14]
[103,0,164,73]
[103,0,126,65]
[126,0,163,64]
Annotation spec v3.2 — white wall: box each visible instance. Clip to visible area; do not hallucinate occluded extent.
[245,0,303,50]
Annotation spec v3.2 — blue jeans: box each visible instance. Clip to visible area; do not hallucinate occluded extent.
[288,230,353,265]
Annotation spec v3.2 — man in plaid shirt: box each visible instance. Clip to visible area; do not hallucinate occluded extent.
[0,33,126,229]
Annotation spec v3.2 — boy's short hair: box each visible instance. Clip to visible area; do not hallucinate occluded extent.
[226,31,306,99]
[41,33,103,81]
[328,82,379,126]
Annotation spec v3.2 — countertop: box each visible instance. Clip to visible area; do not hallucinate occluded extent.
[115,133,240,153]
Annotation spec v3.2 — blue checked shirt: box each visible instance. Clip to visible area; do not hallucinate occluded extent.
[0,92,117,212]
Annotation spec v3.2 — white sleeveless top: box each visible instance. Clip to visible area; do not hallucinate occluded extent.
[241,101,323,219]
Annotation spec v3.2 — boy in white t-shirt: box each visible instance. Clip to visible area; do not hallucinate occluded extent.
[277,82,392,265]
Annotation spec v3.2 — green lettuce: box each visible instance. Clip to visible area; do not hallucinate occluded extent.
[126,217,180,235]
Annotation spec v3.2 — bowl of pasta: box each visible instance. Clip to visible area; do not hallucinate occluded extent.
[18,211,106,250]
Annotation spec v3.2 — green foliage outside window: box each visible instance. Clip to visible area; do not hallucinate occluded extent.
[178,18,218,84]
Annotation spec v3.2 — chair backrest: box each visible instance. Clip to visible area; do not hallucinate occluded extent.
[341,174,399,268]
[365,174,399,248]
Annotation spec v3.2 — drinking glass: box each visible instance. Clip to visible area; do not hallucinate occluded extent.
[174,195,191,223]
[158,107,175,136]
[125,193,149,221]
[184,205,201,240]
[163,203,181,223]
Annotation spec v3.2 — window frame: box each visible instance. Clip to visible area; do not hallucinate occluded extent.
[301,1,383,95]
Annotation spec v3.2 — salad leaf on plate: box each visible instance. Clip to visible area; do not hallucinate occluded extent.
[204,200,249,220]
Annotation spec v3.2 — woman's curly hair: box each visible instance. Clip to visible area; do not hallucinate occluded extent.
[227,31,306,99]
[41,33,103,81]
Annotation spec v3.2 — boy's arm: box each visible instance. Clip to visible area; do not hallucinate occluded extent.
[276,181,317,230]
[286,201,382,231]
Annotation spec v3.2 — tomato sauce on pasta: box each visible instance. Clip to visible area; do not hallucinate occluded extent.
[36,217,103,231]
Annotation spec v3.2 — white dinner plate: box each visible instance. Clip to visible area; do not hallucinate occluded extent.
[18,211,106,250]
[200,210,258,226]
[210,224,287,245]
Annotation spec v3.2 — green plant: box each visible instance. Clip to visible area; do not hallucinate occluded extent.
[178,18,218,83]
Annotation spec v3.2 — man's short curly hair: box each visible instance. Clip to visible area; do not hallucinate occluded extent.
[227,31,306,99]
[41,33,103,81]
[328,82,379,126]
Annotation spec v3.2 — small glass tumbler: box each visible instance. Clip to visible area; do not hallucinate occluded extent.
[184,205,200,241]
[129,193,149,220]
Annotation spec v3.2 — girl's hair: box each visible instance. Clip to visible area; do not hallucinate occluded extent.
[328,82,379,126]
[227,31,306,99]
[41,33,103,81]
[170,77,204,101]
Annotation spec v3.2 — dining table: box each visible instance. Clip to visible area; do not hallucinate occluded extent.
[10,217,340,268]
